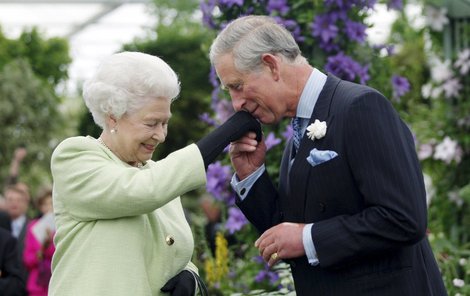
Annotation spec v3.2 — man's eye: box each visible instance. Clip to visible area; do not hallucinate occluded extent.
[223,83,243,92]
[233,83,242,91]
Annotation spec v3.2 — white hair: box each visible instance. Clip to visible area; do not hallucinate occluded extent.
[83,51,180,130]
[209,15,306,73]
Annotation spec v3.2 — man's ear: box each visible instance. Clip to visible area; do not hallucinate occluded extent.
[261,53,280,80]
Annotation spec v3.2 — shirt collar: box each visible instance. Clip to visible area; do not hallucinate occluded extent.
[296,68,327,120]
[11,215,26,237]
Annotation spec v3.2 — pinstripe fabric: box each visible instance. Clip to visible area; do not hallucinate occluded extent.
[237,74,448,295]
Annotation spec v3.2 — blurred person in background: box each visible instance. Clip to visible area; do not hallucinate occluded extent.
[23,188,55,296]
[4,183,30,282]
[0,210,27,296]
[49,51,261,296]
[0,194,6,211]
[5,146,27,186]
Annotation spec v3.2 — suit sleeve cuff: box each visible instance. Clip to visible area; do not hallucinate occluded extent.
[230,165,265,200]
[303,223,319,266]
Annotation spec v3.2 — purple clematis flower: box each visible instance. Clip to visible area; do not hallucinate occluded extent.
[282,124,293,140]
[215,100,235,124]
[344,19,367,44]
[199,112,216,126]
[387,0,403,10]
[219,0,244,8]
[225,207,248,234]
[275,17,305,43]
[255,269,280,284]
[267,0,290,15]
[325,0,352,9]
[391,75,410,99]
[358,0,378,9]
[200,0,217,29]
[325,52,364,82]
[264,132,282,150]
[206,161,232,203]
[311,14,339,44]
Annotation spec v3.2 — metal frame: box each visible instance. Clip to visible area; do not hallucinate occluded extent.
[0,0,151,38]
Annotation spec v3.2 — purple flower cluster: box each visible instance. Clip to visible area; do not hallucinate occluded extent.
[325,0,378,9]
[225,207,248,234]
[344,20,367,44]
[310,8,369,51]
[275,17,305,43]
[325,52,370,84]
[264,132,282,150]
[391,75,411,100]
[214,100,235,124]
[310,14,339,46]
[282,124,293,140]
[219,0,244,8]
[253,256,280,284]
[267,0,290,15]
[206,161,235,205]
[200,0,217,29]
[386,0,403,11]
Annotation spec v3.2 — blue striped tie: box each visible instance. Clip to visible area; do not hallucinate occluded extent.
[292,117,302,156]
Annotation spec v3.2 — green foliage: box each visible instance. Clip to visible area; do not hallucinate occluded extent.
[0,60,66,190]
[0,27,71,194]
[0,28,70,86]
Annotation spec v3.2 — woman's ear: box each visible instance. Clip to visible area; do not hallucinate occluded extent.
[261,53,280,80]
[107,114,118,131]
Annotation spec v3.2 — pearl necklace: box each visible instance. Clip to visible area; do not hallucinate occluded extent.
[97,137,143,168]
[97,137,111,151]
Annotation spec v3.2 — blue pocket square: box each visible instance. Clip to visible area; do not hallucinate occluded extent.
[306,148,338,167]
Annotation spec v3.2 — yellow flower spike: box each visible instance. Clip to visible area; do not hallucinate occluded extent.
[215,232,229,279]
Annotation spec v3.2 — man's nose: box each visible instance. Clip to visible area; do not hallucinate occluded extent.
[231,93,245,111]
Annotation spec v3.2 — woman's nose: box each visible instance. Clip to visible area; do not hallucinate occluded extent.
[152,124,166,142]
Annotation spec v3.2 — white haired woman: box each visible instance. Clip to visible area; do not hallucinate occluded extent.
[48,51,261,296]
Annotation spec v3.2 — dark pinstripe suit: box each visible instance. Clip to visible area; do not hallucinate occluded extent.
[237,75,447,295]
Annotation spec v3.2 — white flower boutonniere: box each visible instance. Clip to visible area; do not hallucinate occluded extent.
[306,119,327,141]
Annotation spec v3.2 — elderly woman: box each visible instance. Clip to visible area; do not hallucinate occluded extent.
[49,52,260,296]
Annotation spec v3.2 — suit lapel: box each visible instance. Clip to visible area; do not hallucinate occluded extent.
[287,74,341,220]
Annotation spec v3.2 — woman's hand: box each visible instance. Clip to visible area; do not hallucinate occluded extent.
[160,270,195,296]
[196,111,262,169]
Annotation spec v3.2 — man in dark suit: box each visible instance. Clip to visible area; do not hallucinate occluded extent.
[4,184,30,283]
[0,210,26,296]
[209,15,447,295]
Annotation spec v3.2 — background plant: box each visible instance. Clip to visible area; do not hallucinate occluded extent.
[0,28,71,193]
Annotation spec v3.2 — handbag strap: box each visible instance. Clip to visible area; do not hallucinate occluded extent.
[188,270,209,296]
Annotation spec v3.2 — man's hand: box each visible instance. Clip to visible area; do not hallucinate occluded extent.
[255,222,306,267]
[229,132,266,180]
[160,270,195,296]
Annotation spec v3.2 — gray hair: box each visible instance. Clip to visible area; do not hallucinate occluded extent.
[83,51,180,130]
[209,15,306,73]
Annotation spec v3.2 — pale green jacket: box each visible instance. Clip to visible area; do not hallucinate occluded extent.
[48,136,206,296]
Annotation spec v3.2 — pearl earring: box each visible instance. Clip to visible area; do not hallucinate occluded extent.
[111,129,116,134]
